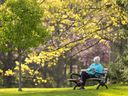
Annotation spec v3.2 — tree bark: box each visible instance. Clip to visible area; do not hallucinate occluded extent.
[18,57,22,91]
[18,49,24,91]
[18,61,22,91]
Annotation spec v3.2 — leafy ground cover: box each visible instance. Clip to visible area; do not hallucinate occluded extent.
[0,85,128,96]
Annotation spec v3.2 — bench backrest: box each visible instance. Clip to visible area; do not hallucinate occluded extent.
[103,68,108,73]
[103,68,108,78]
[80,68,108,77]
[102,68,108,78]
[81,68,108,73]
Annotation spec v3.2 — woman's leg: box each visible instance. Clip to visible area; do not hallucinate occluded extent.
[80,71,90,87]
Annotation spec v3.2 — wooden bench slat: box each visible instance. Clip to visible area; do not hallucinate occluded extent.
[68,79,78,82]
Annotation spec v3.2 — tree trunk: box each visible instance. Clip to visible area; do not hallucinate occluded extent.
[42,64,48,87]
[56,79,61,88]
[18,59,22,91]
[18,50,23,91]
[63,63,67,87]
[69,60,73,87]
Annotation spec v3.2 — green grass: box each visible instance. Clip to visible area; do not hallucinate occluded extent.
[0,85,128,96]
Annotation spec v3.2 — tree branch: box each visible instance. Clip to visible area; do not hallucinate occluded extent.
[70,39,101,58]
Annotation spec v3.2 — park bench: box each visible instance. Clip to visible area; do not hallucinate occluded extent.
[68,68,108,90]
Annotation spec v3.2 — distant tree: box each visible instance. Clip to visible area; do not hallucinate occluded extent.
[109,0,128,83]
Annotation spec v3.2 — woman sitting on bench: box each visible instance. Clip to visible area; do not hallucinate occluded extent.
[79,56,104,90]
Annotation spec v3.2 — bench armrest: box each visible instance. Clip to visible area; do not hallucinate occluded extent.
[95,72,105,75]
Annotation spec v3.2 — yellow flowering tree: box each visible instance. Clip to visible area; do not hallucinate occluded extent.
[19,0,128,86]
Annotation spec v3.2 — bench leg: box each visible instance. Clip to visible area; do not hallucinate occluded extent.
[96,84,108,89]
[73,85,78,90]
[96,84,101,89]
[104,84,108,89]
[96,81,108,89]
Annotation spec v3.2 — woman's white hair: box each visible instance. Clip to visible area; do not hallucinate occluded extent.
[93,56,100,63]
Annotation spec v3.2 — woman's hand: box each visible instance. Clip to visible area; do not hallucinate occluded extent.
[91,68,96,73]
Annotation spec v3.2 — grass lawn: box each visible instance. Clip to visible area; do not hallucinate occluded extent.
[0,85,128,96]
